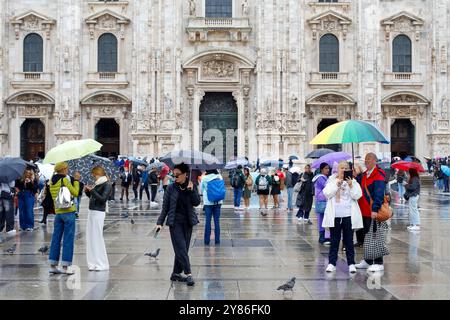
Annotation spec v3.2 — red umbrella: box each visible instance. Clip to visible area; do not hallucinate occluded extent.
[159,163,170,178]
[391,161,425,173]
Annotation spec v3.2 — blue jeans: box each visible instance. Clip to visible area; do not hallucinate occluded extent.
[444,175,449,192]
[287,188,294,210]
[409,195,420,225]
[18,191,35,230]
[233,188,243,207]
[49,212,76,266]
[398,183,405,198]
[438,179,444,191]
[74,197,81,214]
[204,204,221,245]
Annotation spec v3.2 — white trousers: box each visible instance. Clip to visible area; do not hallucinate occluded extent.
[86,210,109,271]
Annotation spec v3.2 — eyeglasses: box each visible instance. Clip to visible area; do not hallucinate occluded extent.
[173,173,185,178]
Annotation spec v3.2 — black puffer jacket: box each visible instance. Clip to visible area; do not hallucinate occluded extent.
[85,181,112,212]
[157,183,201,227]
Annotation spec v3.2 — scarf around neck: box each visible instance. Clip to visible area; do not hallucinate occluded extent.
[94,176,108,186]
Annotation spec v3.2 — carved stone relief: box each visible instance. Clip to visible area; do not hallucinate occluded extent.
[202,60,235,79]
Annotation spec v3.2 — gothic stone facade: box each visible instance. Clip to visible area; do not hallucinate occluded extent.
[1,0,450,161]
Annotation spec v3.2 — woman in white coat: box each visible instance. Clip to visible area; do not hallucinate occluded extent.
[323,161,363,274]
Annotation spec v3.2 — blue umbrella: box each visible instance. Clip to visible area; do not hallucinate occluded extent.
[128,156,148,166]
[146,162,165,171]
[225,158,250,170]
[441,165,450,177]
[0,157,30,183]
[289,155,299,161]
[261,160,280,168]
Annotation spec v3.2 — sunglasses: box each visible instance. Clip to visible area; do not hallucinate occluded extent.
[173,173,186,178]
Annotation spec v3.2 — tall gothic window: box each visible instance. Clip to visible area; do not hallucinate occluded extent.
[23,33,43,72]
[319,34,339,72]
[205,0,232,18]
[393,35,412,73]
[98,33,118,72]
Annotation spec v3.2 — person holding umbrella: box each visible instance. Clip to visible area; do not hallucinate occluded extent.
[48,162,80,274]
[296,165,314,224]
[405,169,421,232]
[15,168,39,231]
[156,163,200,286]
[0,181,16,235]
[120,166,132,202]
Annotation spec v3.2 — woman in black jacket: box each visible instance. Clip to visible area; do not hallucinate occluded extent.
[84,166,112,271]
[296,164,314,224]
[156,163,200,286]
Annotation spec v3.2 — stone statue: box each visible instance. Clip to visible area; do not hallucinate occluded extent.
[242,0,250,16]
[432,47,437,72]
[63,46,70,73]
[441,95,448,118]
[189,0,196,16]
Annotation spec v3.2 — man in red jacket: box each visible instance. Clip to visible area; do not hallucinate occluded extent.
[355,153,387,273]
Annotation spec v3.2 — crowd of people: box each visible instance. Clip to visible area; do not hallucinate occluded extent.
[0,152,427,286]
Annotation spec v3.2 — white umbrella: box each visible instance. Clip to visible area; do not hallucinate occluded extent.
[36,163,55,180]
[289,167,301,174]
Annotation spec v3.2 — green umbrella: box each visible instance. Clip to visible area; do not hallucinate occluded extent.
[310,120,390,165]
[43,139,103,164]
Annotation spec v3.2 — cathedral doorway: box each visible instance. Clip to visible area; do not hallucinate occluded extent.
[199,92,238,163]
[95,118,120,158]
[317,118,342,152]
[391,119,415,159]
[20,119,45,161]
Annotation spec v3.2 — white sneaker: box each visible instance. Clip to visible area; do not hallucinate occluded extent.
[297,217,304,222]
[355,260,370,269]
[6,230,16,236]
[367,264,384,272]
[326,264,336,273]
[408,225,421,232]
[349,265,357,273]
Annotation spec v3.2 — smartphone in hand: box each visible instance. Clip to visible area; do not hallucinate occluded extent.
[344,170,353,181]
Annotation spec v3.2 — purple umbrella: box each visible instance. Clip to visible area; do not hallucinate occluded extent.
[312,152,352,169]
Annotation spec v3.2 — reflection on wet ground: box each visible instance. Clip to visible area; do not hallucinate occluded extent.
[1,187,450,300]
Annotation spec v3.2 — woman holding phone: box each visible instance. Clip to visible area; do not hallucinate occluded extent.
[322,161,363,274]
[156,163,201,286]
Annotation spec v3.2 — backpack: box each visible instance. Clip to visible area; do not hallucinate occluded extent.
[207,178,226,203]
[258,175,269,190]
[55,178,73,209]
[232,173,244,188]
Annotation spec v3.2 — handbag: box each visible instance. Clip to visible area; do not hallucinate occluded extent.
[363,219,390,260]
[364,184,393,222]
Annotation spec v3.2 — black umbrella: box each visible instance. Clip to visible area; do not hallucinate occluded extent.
[305,148,335,159]
[0,157,29,183]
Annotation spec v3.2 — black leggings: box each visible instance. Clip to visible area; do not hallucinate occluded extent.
[170,220,193,275]
[150,185,158,202]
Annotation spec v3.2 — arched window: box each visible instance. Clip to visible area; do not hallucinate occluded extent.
[393,35,412,73]
[319,34,339,72]
[205,0,232,18]
[98,33,118,72]
[23,33,43,72]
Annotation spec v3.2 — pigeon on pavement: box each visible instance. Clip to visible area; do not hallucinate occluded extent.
[5,244,17,255]
[145,248,160,259]
[130,218,135,224]
[277,277,296,292]
[38,245,49,255]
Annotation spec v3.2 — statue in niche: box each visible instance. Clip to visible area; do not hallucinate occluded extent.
[164,93,173,118]
[291,95,298,114]
[63,46,70,73]
[189,0,196,16]
[441,96,448,119]
[242,0,250,16]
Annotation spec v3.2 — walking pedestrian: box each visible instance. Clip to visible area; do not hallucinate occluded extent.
[15,168,39,231]
[284,167,295,212]
[255,168,271,215]
[201,169,225,245]
[149,167,159,203]
[0,181,16,235]
[323,161,363,274]
[156,163,200,286]
[48,162,80,275]
[355,153,387,273]
[270,170,282,209]
[132,165,140,201]
[312,163,331,245]
[395,169,407,203]
[120,167,132,201]
[39,179,55,225]
[231,165,246,210]
[84,166,111,271]
[139,168,150,201]
[296,164,314,223]
[243,168,253,210]
[405,168,421,232]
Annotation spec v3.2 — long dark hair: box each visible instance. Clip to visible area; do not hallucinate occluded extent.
[408,169,419,183]
[244,167,250,177]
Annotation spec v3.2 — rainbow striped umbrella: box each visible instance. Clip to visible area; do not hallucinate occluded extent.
[310,120,390,165]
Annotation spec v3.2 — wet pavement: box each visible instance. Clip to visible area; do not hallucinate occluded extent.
[1,186,450,300]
